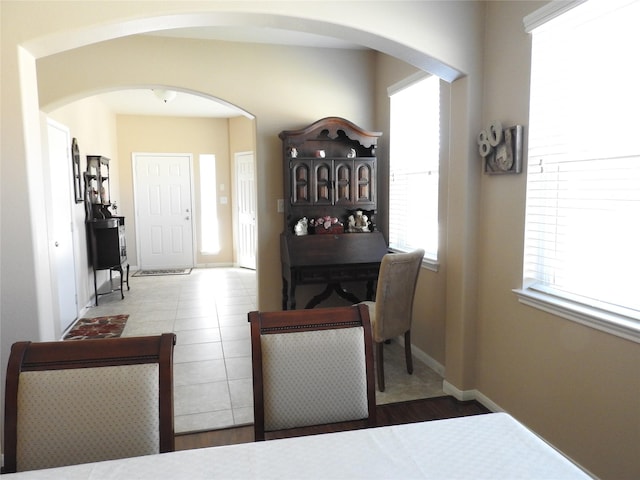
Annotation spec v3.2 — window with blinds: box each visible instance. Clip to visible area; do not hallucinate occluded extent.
[522,0,640,326]
[388,74,440,263]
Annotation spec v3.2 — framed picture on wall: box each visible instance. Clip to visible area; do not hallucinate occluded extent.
[479,123,524,175]
[71,138,83,203]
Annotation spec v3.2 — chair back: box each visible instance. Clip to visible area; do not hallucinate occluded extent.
[249,304,376,441]
[3,333,176,473]
[372,249,424,341]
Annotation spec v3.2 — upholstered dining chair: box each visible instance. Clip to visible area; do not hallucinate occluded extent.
[249,304,376,441]
[3,333,176,473]
[360,249,424,392]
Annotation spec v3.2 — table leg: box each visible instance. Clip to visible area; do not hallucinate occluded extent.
[289,279,297,310]
[366,280,376,300]
[333,284,361,304]
[305,283,361,309]
[282,277,289,310]
[93,268,99,306]
[117,266,124,299]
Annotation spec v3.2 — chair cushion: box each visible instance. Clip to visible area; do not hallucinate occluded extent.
[17,364,160,471]
[261,327,369,431]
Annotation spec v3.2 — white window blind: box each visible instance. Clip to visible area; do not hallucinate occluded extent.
[389,74,440,262]
[523,0,640,319]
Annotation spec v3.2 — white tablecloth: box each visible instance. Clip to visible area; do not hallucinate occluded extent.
[6,413,591,479]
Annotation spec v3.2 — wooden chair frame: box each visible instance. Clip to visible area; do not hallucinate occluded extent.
[249,304,376,441]
[3,333,176,473]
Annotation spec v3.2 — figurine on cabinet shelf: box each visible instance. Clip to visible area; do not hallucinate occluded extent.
[294,217,309,236]
[347,148,356,158]
[347,210,370,233]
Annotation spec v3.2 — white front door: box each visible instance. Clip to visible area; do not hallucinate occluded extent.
[133,153,194,270]
[235,152,256,270]
[47,119,79,333]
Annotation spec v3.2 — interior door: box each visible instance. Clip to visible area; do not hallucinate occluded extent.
[133,153,194,270]
[47,119,79,333]
[235,152,256,270]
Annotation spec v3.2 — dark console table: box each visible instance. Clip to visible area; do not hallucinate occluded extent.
[280,231,388,310]
[89,217,129,306]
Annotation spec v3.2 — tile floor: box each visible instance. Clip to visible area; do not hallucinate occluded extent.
[85,267,444,434]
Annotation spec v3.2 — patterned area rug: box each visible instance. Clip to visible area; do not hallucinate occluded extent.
[63,315,129,340]
[132,268,192,277]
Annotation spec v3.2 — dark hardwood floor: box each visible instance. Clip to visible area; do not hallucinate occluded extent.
[175,395,490,451]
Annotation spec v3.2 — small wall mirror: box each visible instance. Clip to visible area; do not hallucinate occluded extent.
[71,138,83,203]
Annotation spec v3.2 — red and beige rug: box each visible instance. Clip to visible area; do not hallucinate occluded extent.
[63,314,129,340]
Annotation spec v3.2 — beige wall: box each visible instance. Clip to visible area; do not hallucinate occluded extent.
[374,54,449,367]
[3,2,639,478]
[115,115,236,267]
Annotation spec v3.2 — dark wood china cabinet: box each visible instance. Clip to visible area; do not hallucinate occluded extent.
[279,117,388,310]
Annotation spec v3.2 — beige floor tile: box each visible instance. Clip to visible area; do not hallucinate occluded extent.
[174,316,219,331]
[220,324,250,342]
[174,381,231,416]
[224,356,252,380]
[221,339,251,358]
[232,406,254,425]
[174,359,228,386]
[174,342,224,363]
[218,314,249,327]
[175,410,235,433]
[175,328,221,345]
[217,303,256,316]
[228,378,253,408]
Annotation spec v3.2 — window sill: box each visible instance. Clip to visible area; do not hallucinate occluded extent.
[422,258,439,272]
[513,288,640,344]
[388,248,439,272]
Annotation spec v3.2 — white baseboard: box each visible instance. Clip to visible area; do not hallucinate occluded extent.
[195,262,235,268]
[403,339,505,414]
[442,380,504,412]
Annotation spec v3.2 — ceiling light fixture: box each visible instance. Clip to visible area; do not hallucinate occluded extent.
[153,89,177,104]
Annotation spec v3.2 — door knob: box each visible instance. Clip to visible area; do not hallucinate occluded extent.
[54,241,59,247]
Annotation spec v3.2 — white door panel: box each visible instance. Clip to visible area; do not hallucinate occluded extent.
[47,119,78,333]
[134,154,194,269]
[235,152,256,270]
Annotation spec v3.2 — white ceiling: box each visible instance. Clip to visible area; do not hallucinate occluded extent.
[94,88,246,118]
[93,27,367,118]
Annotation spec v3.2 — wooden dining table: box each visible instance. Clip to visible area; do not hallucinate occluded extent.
[5,413,590,479]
